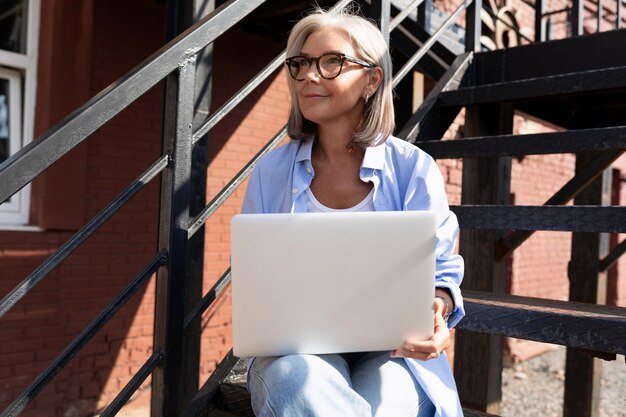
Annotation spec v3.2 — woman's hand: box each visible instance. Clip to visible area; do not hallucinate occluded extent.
[390,297,451,360]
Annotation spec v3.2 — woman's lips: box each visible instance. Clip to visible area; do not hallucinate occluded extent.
[303,93,328,99]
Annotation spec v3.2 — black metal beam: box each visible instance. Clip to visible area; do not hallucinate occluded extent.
[454,102,513,415]
[153,59,197,417]
[563,155,611,417]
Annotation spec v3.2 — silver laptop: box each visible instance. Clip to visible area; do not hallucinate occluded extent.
[230,211,436,357]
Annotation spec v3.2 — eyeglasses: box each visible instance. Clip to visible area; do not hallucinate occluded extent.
[285,53,375,81]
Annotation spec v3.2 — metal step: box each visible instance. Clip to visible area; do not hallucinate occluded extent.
[458,290,626,357]
[416,126,626,159]
[452,205,626,233]
[438,65,626,107]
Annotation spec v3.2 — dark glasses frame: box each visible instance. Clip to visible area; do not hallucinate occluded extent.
[284,53,375,81]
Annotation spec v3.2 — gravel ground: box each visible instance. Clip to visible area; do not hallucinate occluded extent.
[501,347,626,417]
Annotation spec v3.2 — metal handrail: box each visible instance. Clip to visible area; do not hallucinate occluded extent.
[0,0,266,205]
[1,252,166,417]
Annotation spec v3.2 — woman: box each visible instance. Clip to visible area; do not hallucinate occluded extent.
[241,6,464,417]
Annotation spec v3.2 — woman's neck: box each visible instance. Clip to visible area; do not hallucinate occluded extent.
[315,123,360,161]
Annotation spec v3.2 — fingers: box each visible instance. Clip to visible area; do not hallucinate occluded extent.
[391,342,443,360]
[392,318,451,360]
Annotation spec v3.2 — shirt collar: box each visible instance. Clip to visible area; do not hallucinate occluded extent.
[295,136,386,170]
[295,137,314,163]
[361,141,385,171]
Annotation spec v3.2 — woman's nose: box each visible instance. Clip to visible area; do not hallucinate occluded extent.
[302,64,320,82]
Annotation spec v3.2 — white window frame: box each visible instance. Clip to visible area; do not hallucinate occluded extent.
[0,0,40,227]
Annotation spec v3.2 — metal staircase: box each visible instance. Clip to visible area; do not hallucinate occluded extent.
[1,0,625,416]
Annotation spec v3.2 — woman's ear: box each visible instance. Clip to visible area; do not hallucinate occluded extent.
[366,66,384,95]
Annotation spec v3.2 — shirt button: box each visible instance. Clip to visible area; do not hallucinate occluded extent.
[306,167,312,174]
[292,188,298,194]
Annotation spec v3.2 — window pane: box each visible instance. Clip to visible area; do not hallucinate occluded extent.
[0,0,27,54]
[0,78,9,164]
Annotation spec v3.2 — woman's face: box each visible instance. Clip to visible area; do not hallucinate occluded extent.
[295,28,374,130]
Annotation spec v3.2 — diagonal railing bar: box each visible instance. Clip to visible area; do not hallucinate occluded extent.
[192,52,285,144]
[0,155,169,319]
[496,150,623,260]
[98,351,164,417]
[188,126,287,238]
[392,0,472,88]
[190,0,353,145]
[0,252,166,417]
[390,0,425,30]
[184,268,231,332]
[397,52,472,142]
[0,0,266,205]
[599,238,626,272]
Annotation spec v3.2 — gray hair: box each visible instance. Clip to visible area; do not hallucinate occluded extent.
[285,6,395,148]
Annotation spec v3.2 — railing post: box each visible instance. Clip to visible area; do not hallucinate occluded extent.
[465,0,482,52]
[597,0,603,31]
[417,0,433,33]
[454,102,514,415]
[370,0,391,45]
[563,157,611,417]
[571,0,584,36]
[534,0,546,42]
[164,0,216,409]
[152,57,197,417]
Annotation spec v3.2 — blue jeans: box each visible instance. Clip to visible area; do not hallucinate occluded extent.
[248,352,435,417]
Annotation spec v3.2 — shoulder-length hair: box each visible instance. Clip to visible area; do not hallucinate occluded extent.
[285,6,395,148]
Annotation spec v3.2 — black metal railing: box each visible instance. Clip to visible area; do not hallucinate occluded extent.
[0,0,271,415]
[1,0,624,416]
[533,0,624,41]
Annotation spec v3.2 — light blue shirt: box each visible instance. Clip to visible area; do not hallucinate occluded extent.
[241,135,465,417]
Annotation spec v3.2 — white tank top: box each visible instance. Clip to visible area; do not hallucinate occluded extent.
[304,187,375,213]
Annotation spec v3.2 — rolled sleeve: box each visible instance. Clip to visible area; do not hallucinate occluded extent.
[405,151,465,329]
